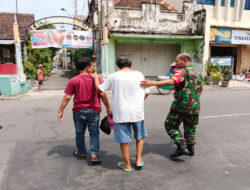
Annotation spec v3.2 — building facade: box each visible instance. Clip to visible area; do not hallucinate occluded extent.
[91,0,205,76]
[196,0,250,74]
[0,13,34,95]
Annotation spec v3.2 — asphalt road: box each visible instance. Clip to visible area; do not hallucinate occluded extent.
[0,70,250,190]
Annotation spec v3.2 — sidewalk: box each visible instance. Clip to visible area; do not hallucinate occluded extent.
[1,77,250,100]
[0,69,71,100]
[203,79,250,91]
[228,79,250,89]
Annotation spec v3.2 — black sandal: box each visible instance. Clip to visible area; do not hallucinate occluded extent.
[73,150,87,159]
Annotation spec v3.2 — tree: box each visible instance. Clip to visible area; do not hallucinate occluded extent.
[73,48,92,64]
[70,48,93,76]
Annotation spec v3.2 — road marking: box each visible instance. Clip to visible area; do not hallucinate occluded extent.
[201,113,250,119]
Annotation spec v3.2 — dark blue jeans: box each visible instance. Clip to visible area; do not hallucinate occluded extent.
[73,109,100,156]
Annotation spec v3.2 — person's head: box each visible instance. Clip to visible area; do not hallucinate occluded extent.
[75,57,93,73]
[175,53,192,69]
[116,55,132,69]
[38,64,43,69]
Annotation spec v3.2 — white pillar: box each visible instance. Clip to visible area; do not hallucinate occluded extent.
[13,22,24,76]
[15,42,23,75]
[239,0,246,20]
[215,0,222,20]
[234,0,241,21]
[225,0,231,20]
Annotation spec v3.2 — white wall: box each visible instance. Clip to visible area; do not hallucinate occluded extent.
[198,3,250,73]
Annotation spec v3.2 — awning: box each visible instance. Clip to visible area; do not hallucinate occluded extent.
[111,33,204,40]
[0,40,15,45]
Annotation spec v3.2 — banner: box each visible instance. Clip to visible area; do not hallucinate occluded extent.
[30,29,93,49]
[210,56,234,71]
[232,30,250,45]
[210,28,232,43]
[210,57,234,67]
[62,30,93,49]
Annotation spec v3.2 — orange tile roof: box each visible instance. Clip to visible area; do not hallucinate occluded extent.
[0,12,35,40]
[114,0,178,12]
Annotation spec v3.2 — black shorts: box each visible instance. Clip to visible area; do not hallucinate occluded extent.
[39,80,43,85]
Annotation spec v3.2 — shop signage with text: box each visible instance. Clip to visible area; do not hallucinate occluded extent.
[232,30,250,45]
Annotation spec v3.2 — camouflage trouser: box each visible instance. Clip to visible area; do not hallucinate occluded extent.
[164,109,199,145]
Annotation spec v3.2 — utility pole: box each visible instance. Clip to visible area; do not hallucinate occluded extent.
[75,0,78,18]
[16,0,18,16]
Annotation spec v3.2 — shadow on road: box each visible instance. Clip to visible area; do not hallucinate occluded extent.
[143,142,185,162]
[47,144,75,158]
[46,141,185,172]
[47,144,122,170]
[59,70,72,79]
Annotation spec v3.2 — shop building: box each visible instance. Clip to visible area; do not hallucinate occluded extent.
[0,12,34,95]
[196,0,250,74]
[90,0,205,76]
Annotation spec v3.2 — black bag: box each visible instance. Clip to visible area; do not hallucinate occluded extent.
[100,116,111,135]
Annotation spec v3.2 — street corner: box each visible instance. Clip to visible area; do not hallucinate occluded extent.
[0,93,26,100]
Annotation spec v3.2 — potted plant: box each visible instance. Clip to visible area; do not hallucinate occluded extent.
[205,62,221,83]
[205,62,213,82]
[221,66,232,87]
[210,71,222,85]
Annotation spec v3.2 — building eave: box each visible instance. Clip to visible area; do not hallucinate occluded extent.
[110,33,204,40]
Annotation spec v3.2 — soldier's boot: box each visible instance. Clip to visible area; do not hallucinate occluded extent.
[170,142,190,158]
[186,144,194,156]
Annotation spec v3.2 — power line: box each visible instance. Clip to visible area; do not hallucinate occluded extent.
[80,0,86,16]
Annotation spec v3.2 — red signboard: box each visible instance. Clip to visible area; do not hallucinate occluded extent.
[0,64,17,75]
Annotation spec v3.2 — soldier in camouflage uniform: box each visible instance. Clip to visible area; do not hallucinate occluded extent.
[141,53,203,158]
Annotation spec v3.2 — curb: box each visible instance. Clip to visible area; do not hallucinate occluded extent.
[0,92,28,100]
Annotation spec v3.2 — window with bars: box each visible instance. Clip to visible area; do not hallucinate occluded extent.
[196,0,235,7]
[197,0,215,5]
[230,0,234,7]
[221,0,225,6]
[196,0,250,9]
[245,0,250,10]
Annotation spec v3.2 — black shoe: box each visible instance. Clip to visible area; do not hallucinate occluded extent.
[0,125,2,129]
[170,142,190,158]
[186,144,194,156]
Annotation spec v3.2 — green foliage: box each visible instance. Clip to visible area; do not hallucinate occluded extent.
[211,63,221,73]
[73,49,92,65]
[70,67,80,76]
[203,79,210,85]
[24,40,53,79]
[71,49,92,76]
[221,66,232,81]
[205,62,213,76]
[23,60,37,80]
[206,62,221,76]
[210,71,222,80]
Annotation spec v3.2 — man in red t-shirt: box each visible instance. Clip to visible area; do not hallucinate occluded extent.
[57,57,111,164]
